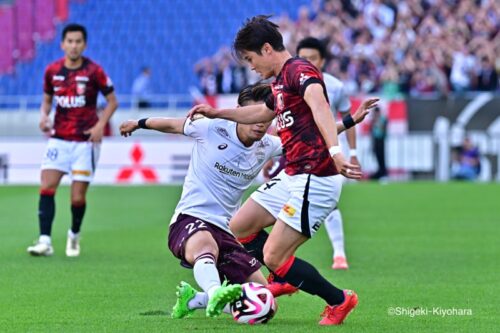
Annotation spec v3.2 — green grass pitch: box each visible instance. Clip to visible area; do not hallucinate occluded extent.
[0,183,498,332]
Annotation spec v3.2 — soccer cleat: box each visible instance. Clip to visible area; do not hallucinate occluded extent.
[319,290,358,325]
[27,241,54,256]
[171,281,198,319]
[266,273,299,298]
[66,230,80,257]
[332,256,349,270]
[206,281,242,318]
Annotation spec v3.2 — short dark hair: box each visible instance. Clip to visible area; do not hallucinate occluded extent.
[296,37,327,59]
[233,15,285,60]
[62,24,87,42]
[238,82,272,106]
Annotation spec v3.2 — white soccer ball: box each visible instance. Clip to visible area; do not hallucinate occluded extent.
[230,282,277,324]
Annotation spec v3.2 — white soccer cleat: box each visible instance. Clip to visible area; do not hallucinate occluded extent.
[66,230,80,257]
[27,241,54,256]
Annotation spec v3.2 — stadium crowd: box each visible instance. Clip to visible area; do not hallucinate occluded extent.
[195,0,499,98]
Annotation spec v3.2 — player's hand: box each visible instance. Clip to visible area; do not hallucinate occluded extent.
[119,120,139,137]
[84,123,104,143]
[187,104,219,120]
[332,153,362,179]
[39,114,52,133]
[352,98,379,124]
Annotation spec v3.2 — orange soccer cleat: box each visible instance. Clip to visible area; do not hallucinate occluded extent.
[319,290,358,325]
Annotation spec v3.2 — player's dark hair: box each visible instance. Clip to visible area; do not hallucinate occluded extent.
[233,15,285,60]
[296,37,327,59]
[62,24,87,42]
[238,82,272,106]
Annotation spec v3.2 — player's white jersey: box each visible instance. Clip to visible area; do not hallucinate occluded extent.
[172,118,283,234]
[324,72,352,156]
[323,72,351,115]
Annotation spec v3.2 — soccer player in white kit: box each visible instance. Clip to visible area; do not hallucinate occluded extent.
[120,82,370,319]
[296,37,356,270]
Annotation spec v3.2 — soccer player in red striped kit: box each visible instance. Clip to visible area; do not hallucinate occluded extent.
[27,24,118,257]
[188,16,378,325]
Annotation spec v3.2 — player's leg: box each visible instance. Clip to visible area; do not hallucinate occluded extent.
[27,169,64,256]
[65,180,89,257]
[324,208,349,269]
[168,215,241,318]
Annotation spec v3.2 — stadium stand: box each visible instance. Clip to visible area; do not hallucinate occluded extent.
[0,0,310,96]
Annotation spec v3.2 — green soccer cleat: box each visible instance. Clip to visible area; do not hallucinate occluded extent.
[171,281,198,319]
[206,281,242,318]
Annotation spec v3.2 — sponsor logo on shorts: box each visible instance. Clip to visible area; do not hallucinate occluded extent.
[282,204,296,217]
[72,170,91,176]
[312,222,321,232]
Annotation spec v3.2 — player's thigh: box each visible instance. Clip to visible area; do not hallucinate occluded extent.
[41,138,72,177]
[184,230,219,265]
[263,219,308,270]
[168,214,218,266]
[71,142,100,182]
[230,198,277,238]
[40,169,65,190]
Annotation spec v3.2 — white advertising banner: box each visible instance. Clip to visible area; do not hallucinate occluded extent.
[0,138,195,184]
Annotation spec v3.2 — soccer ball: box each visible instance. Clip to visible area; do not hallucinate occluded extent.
[230,282,277,324]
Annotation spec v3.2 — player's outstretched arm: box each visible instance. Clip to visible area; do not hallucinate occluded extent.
[336,98,379,134]
[187,103,275,124]
[120,117,186,137]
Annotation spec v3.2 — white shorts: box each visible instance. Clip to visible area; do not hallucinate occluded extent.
[41,138,100,182]
[250,170,343,237]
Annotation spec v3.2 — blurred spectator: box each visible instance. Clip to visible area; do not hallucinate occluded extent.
[476,56,499,91]
[131,67,152,108]
[198,0,500,96]
[370,106,388,180]
[451,137,481,181]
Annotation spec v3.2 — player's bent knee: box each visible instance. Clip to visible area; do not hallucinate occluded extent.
[263,251,284,272]
[184,230,219,264]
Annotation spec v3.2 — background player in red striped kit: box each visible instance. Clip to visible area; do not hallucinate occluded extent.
[27,24,118,257]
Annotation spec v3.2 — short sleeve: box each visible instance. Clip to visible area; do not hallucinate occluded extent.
[43,66,53,95]
[287,60,325,98]
[183,116,212,140]
[95,66,114,96]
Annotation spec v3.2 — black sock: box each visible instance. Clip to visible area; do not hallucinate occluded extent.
[240,230,268,264]
[39,193,55,236]
[279,257,345,306]
[71,203,86,234]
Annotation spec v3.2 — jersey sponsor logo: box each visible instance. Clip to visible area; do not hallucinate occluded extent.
[312,222,321,232]
[299,73,311,86]
[276,110,294,130]
[214,162,257,180]
[218,143,228,150]
[55,95,86,108]
[52,75,64,81]
[216,127,230,138]
[249,257,258,267]
[282,204,296,217]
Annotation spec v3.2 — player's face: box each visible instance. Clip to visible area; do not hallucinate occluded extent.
[241,49,274,79]
[238,100,272,142]
[298,48,325,71]
[61,31,86,61]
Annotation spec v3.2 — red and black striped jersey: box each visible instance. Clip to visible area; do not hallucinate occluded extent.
[265,57,337,177]
[43,57,114,141]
